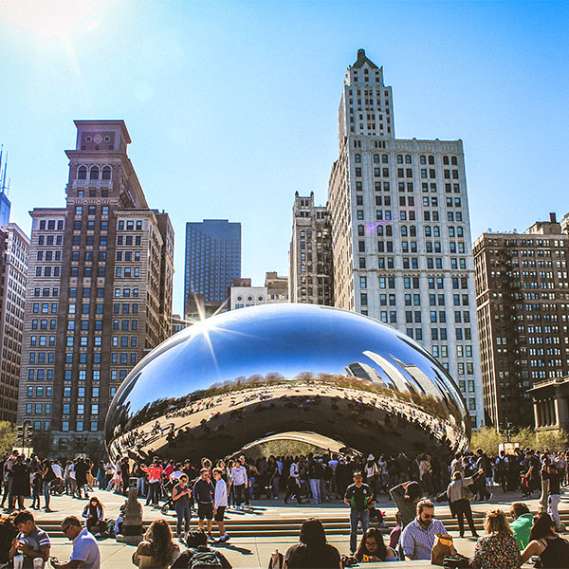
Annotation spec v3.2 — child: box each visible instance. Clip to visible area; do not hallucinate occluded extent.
[31,470,42,510]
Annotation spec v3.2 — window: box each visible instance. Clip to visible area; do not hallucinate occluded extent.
[89,166,99,180]
[77,166,87,180]
[102,166,111,180]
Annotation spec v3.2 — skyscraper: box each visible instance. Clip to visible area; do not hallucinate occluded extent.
[473,213,569,428]
[17,120,174,447]
[289,192,333,305]
[184,220,241,315]
[0,224,29,422]
[327,49,484,427]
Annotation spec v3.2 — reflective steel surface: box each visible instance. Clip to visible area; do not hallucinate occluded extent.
[105,304,470,461]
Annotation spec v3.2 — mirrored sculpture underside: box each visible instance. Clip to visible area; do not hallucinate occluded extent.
[105,304,470,461]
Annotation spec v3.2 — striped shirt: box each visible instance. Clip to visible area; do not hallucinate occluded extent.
[400,518,447,560]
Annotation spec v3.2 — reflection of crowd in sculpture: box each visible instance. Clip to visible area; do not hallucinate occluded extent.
[109,375,467,462]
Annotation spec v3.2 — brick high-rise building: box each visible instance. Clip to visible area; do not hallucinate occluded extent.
[0,223,29,423]
[327,49,484,426]
[473,213,569,428]
[288,192,333,305]
[17,120,174,446]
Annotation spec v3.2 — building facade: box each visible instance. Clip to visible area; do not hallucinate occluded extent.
[473,213,569,428]
[289,192,333,305]
[184,220,241,315]
[230,272,288,311]
[17,120,174,447]
[0,224,29,422]
[327,49,484,426]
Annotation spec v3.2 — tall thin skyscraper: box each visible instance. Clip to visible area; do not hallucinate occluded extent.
[328,49,484,427]
[184,220,241,315]
[18,120,174,445]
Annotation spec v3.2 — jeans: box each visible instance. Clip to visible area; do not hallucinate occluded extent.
[349,510,369,553]
[452,499,477,536]
[42,481,51,510]
[309,479,321,503]
[147,482,160,506]
[234,484,246,508]
[136,477,146,498]
[548,493,561,528]
[175,501,192,535]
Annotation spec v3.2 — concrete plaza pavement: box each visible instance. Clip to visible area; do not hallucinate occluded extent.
[22,489,569,568]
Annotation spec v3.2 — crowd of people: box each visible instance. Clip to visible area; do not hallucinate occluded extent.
[0,445,568,568]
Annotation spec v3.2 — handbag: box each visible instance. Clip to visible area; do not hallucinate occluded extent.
[432,533,454,566]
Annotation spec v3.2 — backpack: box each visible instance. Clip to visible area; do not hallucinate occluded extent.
[189,549,224,569]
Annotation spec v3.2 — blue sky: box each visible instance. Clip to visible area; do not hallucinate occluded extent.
[1,0,567,314]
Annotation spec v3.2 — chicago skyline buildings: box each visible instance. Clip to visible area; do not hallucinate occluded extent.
[0,43,566,437]
[183,219,242,315]
[327,49,485,426]
[16,120,174,444]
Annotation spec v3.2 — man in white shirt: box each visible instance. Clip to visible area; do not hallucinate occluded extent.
[213,468,229,542]
[52,515,100,569]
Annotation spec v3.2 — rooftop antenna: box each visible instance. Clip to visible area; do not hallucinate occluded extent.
[0,149,7,195]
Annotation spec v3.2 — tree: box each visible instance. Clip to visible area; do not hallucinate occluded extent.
[0,421,16,456]
[32,431,53,457]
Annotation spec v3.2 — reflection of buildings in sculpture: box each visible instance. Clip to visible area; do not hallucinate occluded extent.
[362,351,413,394]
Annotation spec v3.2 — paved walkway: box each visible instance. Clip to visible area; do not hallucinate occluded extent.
[25,487,569,521]
[13,489,568,568]
[48,534,480,568]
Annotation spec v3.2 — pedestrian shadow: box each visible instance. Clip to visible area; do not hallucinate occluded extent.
[214,542,254,555]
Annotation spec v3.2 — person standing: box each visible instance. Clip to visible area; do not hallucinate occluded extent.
[41,460,55,513]
[447,470,480,538]
[11,456,30,511]
[213,468,229,542]
[543,463,562,530]
[142,458,163,508]
[193,469,214,539]
[230,459,247,510]
[495,450,509,493]
[344,471,374,555]
[52,515,100,569]
[308,456,323,505]
[172,474,192,539]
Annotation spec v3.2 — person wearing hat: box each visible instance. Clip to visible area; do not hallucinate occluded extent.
[364,455,379,499]
[344,471,375,554]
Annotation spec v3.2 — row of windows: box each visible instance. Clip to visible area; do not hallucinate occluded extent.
[26,368,54,380]
[38,220,64,231]
[76,165,112,181]
[38,235,63,246]
[74,205,110,217]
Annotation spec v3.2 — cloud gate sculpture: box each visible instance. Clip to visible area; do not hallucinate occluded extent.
[105,304,470,461]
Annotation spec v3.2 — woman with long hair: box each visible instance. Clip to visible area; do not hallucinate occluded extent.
[471,509,520,569]
[521,512,569,568]
[284,518,341,569]
[355,527,397,562]
[133,519,180,568]
[82,496,106,536]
